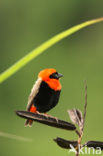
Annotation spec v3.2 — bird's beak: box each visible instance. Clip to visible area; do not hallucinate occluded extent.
[57,73,63,79]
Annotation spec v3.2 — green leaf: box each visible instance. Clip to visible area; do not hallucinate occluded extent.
[0,17,103,83]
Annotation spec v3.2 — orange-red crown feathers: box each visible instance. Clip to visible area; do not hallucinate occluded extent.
[38,68,62,91]
[38,68,56,80]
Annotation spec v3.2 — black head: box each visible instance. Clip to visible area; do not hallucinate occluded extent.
[49,72,63,80]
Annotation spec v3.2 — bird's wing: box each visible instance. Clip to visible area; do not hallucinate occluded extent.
[26,78,42,111]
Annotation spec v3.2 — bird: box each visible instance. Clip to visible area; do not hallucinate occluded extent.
[25,68,63,126]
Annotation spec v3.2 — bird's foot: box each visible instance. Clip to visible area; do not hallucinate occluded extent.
[36,111,44,116]
[35,111,58,122]
[36,111,41,114]
[44,113,58,122]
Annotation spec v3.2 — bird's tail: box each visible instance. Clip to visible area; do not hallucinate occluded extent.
[25,105,37,127]
[25,119,33,127]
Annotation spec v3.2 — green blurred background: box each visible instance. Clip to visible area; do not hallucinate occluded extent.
[0,0,103,156]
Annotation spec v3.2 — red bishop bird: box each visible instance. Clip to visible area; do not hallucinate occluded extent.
[25,68,63,126]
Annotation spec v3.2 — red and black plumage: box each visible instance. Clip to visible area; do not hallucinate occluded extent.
[25,68,63,126]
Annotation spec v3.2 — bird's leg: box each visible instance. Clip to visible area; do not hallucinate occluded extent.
[44,113,58,122]
[36,111,44,115]
[36,111,41,114]
[35,111,58,122]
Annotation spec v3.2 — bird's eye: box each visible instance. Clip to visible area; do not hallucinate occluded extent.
[50,72,63,80]
[49,72,59,79]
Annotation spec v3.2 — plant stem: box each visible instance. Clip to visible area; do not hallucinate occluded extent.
[75,82,87,156]
[82,81,87,131]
